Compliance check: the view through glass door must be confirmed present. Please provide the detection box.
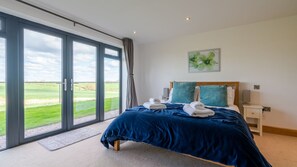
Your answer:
[22,30,100,139]
[72,41,97,125]
[20,26,121,141]
[23,28,63,138]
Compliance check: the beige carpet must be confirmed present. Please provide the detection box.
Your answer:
[0,119,297,167]
[254,132,297,166]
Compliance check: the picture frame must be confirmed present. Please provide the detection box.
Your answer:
[188,48,220,73]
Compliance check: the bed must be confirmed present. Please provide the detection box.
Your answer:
[101,82,271,167]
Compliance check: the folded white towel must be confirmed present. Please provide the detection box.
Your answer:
[190,101,205,110]
[143,102,166,110]
[183,104,214,117]
[149,98,161,104]
[192,109,215,117]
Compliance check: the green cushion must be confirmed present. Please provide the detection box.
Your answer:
[171,82,196,103]
[200,85,228,107]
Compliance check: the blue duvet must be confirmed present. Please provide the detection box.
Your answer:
[101,103,271,167]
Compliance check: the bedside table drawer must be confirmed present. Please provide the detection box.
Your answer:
[246,109,260,118]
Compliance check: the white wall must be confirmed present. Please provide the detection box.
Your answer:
[136,15,297,130]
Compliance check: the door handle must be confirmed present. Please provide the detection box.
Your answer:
[63,78,67,91]
[71,79,73,91]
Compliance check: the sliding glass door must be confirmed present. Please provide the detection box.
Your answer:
[23,28,64,138]
[72,41,97,125]
[0,37,6,149]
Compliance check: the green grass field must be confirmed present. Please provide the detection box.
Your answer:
[0,82,120,136]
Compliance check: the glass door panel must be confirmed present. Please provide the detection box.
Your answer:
[104,58,120,120]
[72,41,96,125]
[0,38,6,149]
[24,29,63,138]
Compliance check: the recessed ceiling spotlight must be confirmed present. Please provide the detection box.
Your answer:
[185,17,191,21]
[133,31,136,34]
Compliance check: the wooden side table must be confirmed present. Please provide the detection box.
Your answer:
[243,104,263,136]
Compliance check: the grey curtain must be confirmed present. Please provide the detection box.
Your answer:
[123,38,138,108]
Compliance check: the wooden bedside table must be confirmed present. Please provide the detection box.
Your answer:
[243,104,263,136]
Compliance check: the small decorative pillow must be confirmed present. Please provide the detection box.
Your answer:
[167,86,199,103]
[200,85,228,107]
[171,82,196,103]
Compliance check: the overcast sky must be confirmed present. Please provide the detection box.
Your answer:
[0,29,119,83]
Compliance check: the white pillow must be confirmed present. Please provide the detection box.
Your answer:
[167,88,174,102]
[227,86,235,106]
[193,86,200,101]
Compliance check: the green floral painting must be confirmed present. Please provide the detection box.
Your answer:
[188,48,220,72]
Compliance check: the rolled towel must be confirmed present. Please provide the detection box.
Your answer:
[190,101,205,110]
[183,104,196,115]
[143,102,166,110]
[149,98,161,104]
[183,104,215,117]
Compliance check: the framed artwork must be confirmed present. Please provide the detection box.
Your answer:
[188,48,220,73]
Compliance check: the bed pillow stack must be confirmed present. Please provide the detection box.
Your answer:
[171,82,196,103]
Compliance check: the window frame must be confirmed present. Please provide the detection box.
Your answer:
[104,47,119,57]
[102,44,122,118]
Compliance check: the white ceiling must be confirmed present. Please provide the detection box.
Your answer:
[24,0,297,44]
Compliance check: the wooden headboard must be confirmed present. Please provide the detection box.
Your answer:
[170,81,239,106]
